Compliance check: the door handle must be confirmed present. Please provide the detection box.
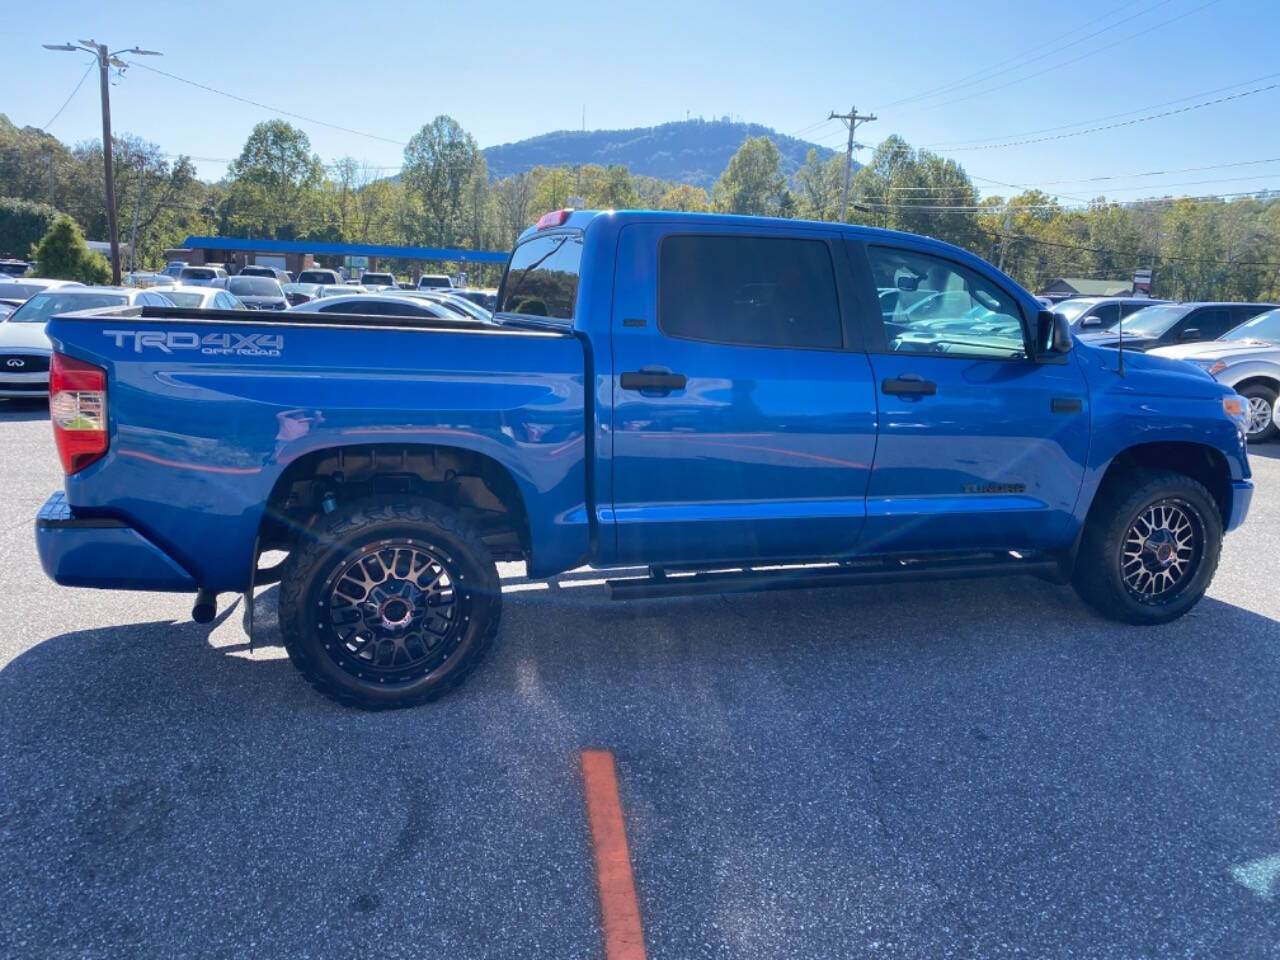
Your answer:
[1051,397,1083,414]
[882,374,937,397]
[620,367,687,394]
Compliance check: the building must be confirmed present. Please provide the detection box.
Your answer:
[165,236,509,278]
[1038,277,1133,301]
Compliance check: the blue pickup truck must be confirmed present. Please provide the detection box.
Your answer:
[35,210,1253,709]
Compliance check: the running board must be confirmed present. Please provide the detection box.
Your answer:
[606,554,1061,600]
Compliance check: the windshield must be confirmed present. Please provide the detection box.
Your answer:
[1115,304,1189,338]
[298,271,335,283]
[164,291,208,308]
[9,291,128,323]
[362,274,394,285]
[1221,308,1280,343]
[228,277,282,296]
[180,268,215,280]
[0,282,66,299]
[1053,298,1100,324]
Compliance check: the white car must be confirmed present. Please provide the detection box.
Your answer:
[1149,307,1280,443]
[287,294,466,322]
[0,286,175,398]
[0,277,85,301]
[159,285,244,310]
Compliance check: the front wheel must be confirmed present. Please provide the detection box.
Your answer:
[1239,383,1278,443]
[279,497,501,709]
[1072,469,1222,625]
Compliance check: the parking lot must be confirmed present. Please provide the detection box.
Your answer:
[0,397,1277,959]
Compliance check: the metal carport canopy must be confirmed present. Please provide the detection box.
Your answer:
[181,236,510,264]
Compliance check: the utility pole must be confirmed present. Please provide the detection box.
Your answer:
[42,40,162,285]
[46,154,55,208]
[997,204,1014,272]
[829,105,877,222]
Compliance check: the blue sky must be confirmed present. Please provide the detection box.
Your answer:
[7,0,1279,205]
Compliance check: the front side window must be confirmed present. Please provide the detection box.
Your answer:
[866,246,1025,359]
[658,235,842,349]
[497,234,582,321]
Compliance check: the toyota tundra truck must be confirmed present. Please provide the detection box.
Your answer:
[34,210,1254,709]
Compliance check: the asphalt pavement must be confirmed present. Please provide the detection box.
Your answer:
[1,396,1278,959]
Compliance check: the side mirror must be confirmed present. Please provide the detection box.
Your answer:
[1033,310,1073,361]
[1179,327,1201,341]
[1080,315,1104,328]
[895,274,920,292]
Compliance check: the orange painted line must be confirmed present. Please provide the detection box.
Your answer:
[580,749,647,960]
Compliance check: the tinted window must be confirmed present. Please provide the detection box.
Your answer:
[1088,302,1121,327]
[9,292,128,323]
[1181,308,1230,340]
[298,270,337,284]
[228,277,282,296]
[659,235,842,349]
[866,246,1025,359]
[180,268,216,280]
[497,234,582,321]
[318,301,367,315]
[418,276,452,288]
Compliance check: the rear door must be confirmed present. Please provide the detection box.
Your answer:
[849,236,1090,554]
[608,223,877,565]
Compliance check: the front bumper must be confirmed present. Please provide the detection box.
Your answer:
[1227,480,1253,533]
[35,491,196,591]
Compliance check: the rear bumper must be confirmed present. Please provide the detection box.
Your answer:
[35,491,196,591]
[1227,479,1253,532]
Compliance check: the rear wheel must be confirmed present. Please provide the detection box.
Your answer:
[279,497,501,709]
[1072,469,1222,624]
[1239,382,1278,443]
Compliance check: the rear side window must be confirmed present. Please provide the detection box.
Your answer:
[497,234,582,321]
[658,235,842,349]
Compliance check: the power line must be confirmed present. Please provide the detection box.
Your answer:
[875,0,1167,111]
[40,60,94,131]
[923,71,1280,149]
[126,61,409,147]
[899,0,1225,117]
[935,80,1280,152]
[994,231,1280,268]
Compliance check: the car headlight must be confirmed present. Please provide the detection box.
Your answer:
[1193,359,1227,376]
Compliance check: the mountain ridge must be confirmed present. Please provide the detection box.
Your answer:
[482,119,841,189]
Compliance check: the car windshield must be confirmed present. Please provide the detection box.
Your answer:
[1116,304,1189,338]
[1053,298,1100,324]
[298,271,335,283]
[8,292,128,323]
[228,277,281,296]
[163,291,208,308]
[180,268,215,280]
[1221,308,1280,343]
[362,274,394,285]
[283,283,321,295]
[0,282,60,299]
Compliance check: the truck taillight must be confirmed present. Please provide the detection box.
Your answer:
[49,353,108,474]
[535,208,572,230]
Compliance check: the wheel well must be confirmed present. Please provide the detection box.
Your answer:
[1232,375,1280,396]
[1097,442,1232,526]
[260,444,530,562]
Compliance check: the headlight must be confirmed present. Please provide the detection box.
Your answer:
[1194,359,1227,376]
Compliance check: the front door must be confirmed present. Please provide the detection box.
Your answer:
[852,238,1090,555]
[607,224,878,566]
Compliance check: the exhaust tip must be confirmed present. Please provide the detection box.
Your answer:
[192,588,217,624]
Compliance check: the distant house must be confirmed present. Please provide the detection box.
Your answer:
[1039,278,1132,301]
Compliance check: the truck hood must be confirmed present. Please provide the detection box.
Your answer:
[1073,337,1227,397]
[1147,340,1280,364]
[0,321,52,352]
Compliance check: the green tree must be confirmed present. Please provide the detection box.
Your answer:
[794,149,845,221]
[591,165,640,209]
[713,136,788,216]
[401,115,481,247]
[0,197,59,259]
[31,214,110,283]
[656,184,711,212]
[223,120,324,238]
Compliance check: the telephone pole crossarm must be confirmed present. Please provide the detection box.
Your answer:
[829,106,877,223]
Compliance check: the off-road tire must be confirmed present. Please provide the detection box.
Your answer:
[1072,468,1222,625]
[279,497,501,709]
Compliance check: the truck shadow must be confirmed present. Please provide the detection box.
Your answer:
[0,397,49,422]
[2,574,1279,956]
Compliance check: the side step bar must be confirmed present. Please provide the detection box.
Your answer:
[606,553,1061,601]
